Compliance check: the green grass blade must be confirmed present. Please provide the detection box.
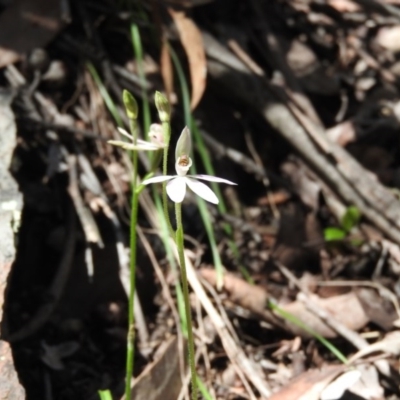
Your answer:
[98,390,113,400]
[86,62,123,127]
[196,376,214,400]
[268,300,349,364]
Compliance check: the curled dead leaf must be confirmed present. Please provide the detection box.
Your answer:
[160,37,174,103]
[168,8,207,109]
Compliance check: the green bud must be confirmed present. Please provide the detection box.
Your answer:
[175,126,191,159]
[123,89,138,120]
[155,91,171,123]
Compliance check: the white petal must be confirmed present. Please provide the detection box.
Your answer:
[108,140,133,149]
[142,175,174,185]
[185,178,219,204]
[190,174,237,185]
[108,141,161,151]
[117,127,134,140]
[166,177,187,203]
[175,127,192,159]
[137,142,163,150]
[136,138,155,145]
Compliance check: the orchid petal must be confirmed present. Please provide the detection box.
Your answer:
[117,127,134,140]
[175,126,191,159]
[108,140,162,151]
[189,174,237,185]
[114,127,164,150]
[166,177,187,203]
[185,178,219,204]
[137,142,164,150]
[142,175,174,185]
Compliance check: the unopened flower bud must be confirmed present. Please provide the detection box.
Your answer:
[175,126,191,160]
[155,91,171,123]
[123,90,138,120]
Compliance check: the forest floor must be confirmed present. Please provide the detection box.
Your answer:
[1,0,400,399]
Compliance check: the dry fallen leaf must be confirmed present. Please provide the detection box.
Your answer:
[350,330,400,362]
[283,292,369,338]
[347,364,384,400]
[200,268,269,315]
[327,0,360,12]
[160,37,174,104]
[268,365,344,400]
[130,336,183,400]
[320,369,361,400]
[375,26,400,52]
[200,268,369,338]
[168,8,207,110]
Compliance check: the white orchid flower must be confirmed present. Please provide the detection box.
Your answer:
[142,127,237,204]
[108,125,166,151]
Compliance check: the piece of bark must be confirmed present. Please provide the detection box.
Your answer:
[0,91,25,399]
[268,365,345,400]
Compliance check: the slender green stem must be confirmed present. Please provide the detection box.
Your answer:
[161,120,174,235]
[175,202,197,399]
[125,119,139,400]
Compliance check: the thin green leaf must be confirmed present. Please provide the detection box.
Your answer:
[98,390,113,400]
[196,376,214,400]
[268,301,348,364]
[86,62,123,127]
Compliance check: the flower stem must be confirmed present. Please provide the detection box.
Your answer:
[161,120,174,235]
[125,118,139,400]
[175,202,197,399]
